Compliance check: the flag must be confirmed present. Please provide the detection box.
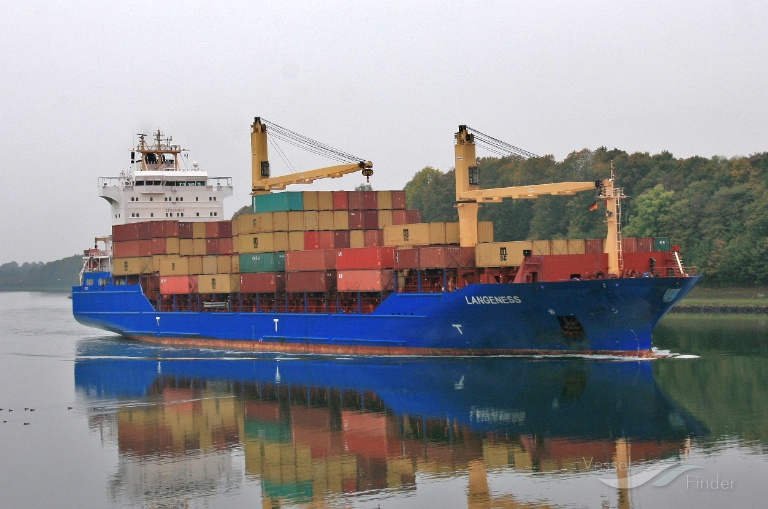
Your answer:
[588,201,598,211]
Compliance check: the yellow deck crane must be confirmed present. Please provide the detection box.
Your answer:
[454,125,625,276]
[250,117,373,194]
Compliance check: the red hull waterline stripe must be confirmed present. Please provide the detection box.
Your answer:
[128,335,655,358]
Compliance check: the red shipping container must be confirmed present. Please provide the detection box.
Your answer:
[361,191,378,210]
[585,238,604,254]
[178,221,194,239]
[637,237,654,252]
[160,275,198,295]
[150,237,167,255]
[335,247,395,270]
[391,210,407,225]
[206,238,219,255]
[112,223,140,242]
[348,191,364,210]
[240,272,285,293]
[334,231,350,248]
[333,191,349,210]
[622,237,638,253]
[319,230,335,249]
[391,190,406,209]
[150,220,179,238]
[363,229,383,247]
[348,210,365,229]
[217,237,233,255]
[206,220,232,239]
[286,271,337,292]
[304,231,320,250]
[286,250,337,271]
[394,248,420,269]
[405,210,422,223]
[362,210,378,230]
[337,270,393,291]
[113,240,140,258]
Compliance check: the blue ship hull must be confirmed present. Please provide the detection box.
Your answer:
[72,274,701,356]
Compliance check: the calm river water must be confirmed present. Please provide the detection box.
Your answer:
[0,291,766,509]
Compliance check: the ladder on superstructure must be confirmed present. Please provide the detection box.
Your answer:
[613,185,624,275]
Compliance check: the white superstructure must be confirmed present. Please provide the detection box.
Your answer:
[99,130,233,225]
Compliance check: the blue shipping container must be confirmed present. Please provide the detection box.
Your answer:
[252,192,304,213]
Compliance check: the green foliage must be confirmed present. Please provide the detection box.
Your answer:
[0,256,82,291]
[402,149,768,286]
[354,183,373,191]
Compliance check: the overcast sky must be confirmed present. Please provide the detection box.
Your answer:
[1,1,766,264]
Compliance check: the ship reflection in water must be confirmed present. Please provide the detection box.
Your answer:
[74,340,704,508]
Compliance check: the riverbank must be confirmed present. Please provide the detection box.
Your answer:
[673,286,768,314]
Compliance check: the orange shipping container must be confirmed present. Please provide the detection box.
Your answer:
[335,247,395,270]
[337,270,393,292]
[159,275,198,295]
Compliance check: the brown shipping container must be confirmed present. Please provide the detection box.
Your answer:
[304,231,321,250]
[377,191,393,209]
[364,230,383,247]
[362,191,377,210]
[337,270,393,292]
[286,271,337,293]
[333,191,349,210]
[198,274,239,294]
[391,190,406,209]
[637,237,654,252]
[317,191,334,210]
[150,220,180,238]
[333,210,349,230]
[419,246,469,269]
[218,237,233,255]
[391,210,407,225]
[336,247,395,270]
[348,191,364,210]
[303,210,319,230]
[362,210,378,230]
[350,230,365,248]
[272,211,289,231]
[348,211,364,230]
[112,223,139,242]
[394,248,420,269]
[240,272,285,293]
[202,256,219,275]
[334,231,350,248]
[622,237,638,253]
[159,275,198,295]
[286,249,337,271]
[206,220,232,238]
[405,210,422,223]
[178,221,194,239]
[206,238,219,255]
[179,238,194,256]
[159,257,190,276]
[192,222,207,239]
[288,231,305,251]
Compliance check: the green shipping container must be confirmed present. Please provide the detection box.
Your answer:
[239,252,286,272]
[654,237,670,252]
[252,192,304,213]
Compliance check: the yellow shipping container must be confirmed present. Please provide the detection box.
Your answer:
[350,230,365,248]
[446,222,460,244]
[377,190,393,209]
[164,237,180,255]
[333,210,349,230]
[378,210,393,228]
[478,221,494,243]
[475,241,532,267]
[567,239,586,254]
[113,257,152,276]
[192,238,207,255]
[288,231,305,251]
[428,222,446,244]
[159,256,190,276]
[236,233,275,253]
[192,222,207,239]
[288,211,304,231]
[202,256,218,275]
[272,211,289,232]
[230,255,240,273]
[317,191,334,210]
[217,255,233,274]
[273,231,289,251]
[532,240,550,255]
[550,239,568,255]
[303,210,319,230]
[302,191,319,211]
[188,256,203,275]
[197,274,239,293]
[383,223,431,246]
[318,210,334,230]
[179,238,194,256]
[234,213,273,235]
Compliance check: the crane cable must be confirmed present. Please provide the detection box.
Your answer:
[260,118,367,168]
[466,126,540,160]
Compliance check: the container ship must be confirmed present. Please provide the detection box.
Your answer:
[72,118,701,356]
